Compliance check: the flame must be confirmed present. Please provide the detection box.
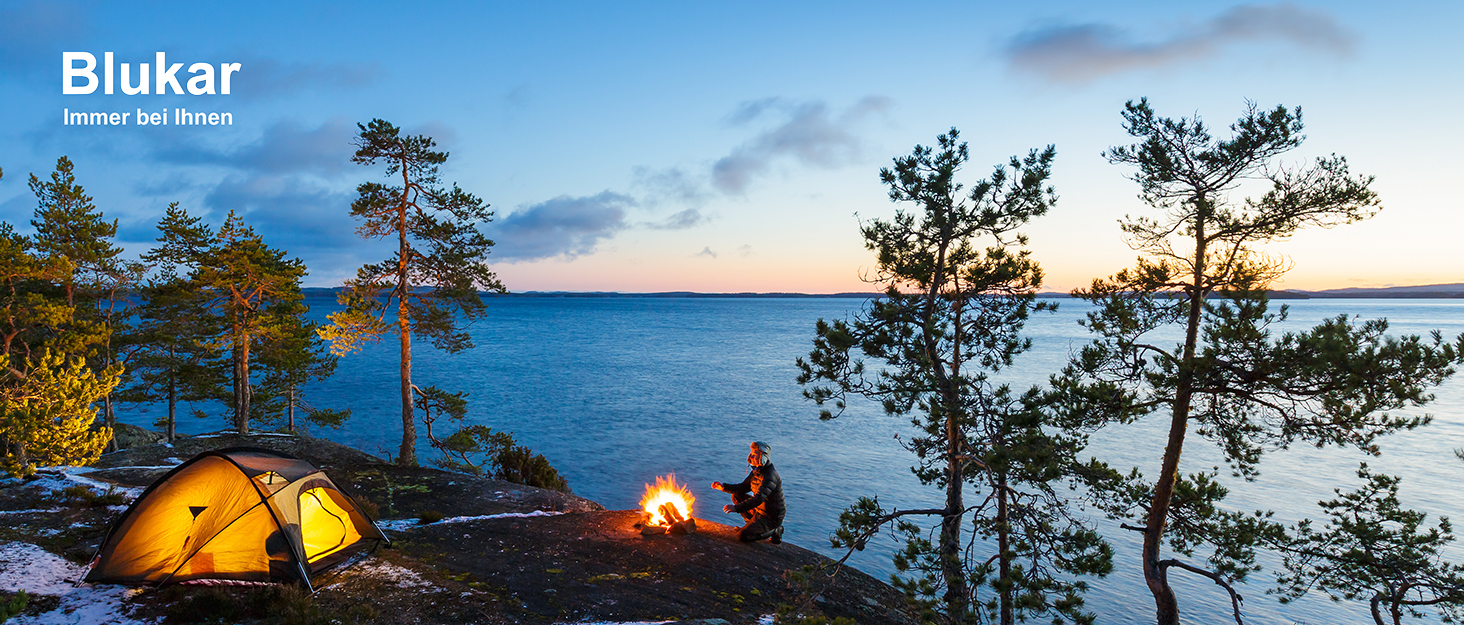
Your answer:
[640,474,694,527]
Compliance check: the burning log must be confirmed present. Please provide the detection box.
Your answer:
[638,474,697,536]
[660,503,684,525]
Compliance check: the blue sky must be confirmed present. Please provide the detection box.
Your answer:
[1,1,1459,292]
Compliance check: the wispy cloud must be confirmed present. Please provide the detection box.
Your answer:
[201,174,358,249]
[487,191,634,261]
[711,96,892,195]
[696,247,717,259]
[1006,3,1355,84]
[643,208,708,231]
[633,165,710,208]
[152,118,357,176]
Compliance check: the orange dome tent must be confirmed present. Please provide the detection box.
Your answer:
[85,447,387,589]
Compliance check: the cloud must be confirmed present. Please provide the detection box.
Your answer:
[711,96,892,195]
[737,244,753,258]
[696,247,717,259]
[633,166,710,208]
[487,191,633,261]
[1006,3,1355,84]
[226,57,381,99]
[201,174,358,250]
[151,118,356,177]
[644,208,708,231]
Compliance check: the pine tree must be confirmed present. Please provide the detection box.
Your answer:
[192,211,307,434]
[798,129,1110,624]
[27,156,132,449]
[1048,99,1464,624]
[119,203,225,442]
[1275,465,1464,625]
[253,297,347,433]
[321,119,505,466]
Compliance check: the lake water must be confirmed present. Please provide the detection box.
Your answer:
[119,296,1464,624]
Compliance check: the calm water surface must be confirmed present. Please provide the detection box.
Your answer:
[122,297,1464,624]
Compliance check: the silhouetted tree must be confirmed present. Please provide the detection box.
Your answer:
[321,119,505,466]
[1048,99,1463,624]
[798,129,1109,624]
[1275,464,1464,625]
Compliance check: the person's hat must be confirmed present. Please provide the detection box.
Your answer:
[751,441,771,464]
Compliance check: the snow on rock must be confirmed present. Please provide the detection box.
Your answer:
[47,467,144,500]
[376,509,565,533]
[350,557,434,589]
[551,621,673,625]
[0,541,153,625]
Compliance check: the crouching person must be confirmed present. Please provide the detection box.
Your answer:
[712,441,785,543]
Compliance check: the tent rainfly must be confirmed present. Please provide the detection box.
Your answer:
[85,447,387,589]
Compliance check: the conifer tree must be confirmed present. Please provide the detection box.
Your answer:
[798,130,1110,624]
[120,203,225,441]
[1049,99,1464,624]
[321,119,505,466]
[27,156,132,448]
[1275,465,1464,625]
[193,211,307,434]
[253,299,347,433]
[0,349,117,477]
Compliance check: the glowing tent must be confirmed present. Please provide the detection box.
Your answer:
[85,447,387,589]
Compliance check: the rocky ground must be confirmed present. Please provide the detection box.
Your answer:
[0,426,919,625]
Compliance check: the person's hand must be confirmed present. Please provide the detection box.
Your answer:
[723,504,735,514]
[711,481,722,491]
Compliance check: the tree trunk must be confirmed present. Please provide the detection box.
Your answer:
[998,471,1013,625]
[942,448,966,620]
[287,386,295,434]
[102,394,116,452]
[234,329,251,435]
[166,376,176,443]
[1145,208,1208,625]
[398,190,415,465]
[7,439,27,476]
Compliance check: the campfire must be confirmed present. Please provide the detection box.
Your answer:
[637,474,697,535]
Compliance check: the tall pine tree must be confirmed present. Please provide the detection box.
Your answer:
[321,119,504,466]
[1049,99,1464,624]
[799,130,1110,624]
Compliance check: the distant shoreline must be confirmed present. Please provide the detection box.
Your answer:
[300,286,1464,299]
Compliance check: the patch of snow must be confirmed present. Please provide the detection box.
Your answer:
[350,557,433,589]
[376,510,565,532]
[0,541,154,625]
[758,615,776,625]
[552,621,672,625]
[0,508,62,516]
[439,510,564,524]
[52,468,143,499]
[156,441,173,448]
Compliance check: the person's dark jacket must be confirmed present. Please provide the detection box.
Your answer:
[721,464,785,522]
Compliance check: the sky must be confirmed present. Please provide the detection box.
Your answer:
[0,0,1459,293]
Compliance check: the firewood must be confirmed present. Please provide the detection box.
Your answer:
[669,518,697,535]
[641,524,666,536]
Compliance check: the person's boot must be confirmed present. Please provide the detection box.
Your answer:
[770,526,784,544]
